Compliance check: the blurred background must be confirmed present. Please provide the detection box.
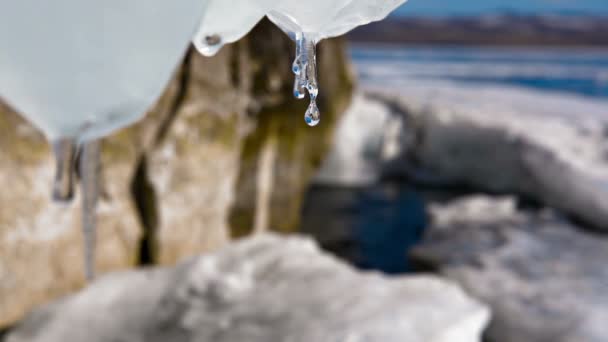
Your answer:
[1,1,608,341]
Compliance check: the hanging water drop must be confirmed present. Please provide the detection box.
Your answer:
[305,100,320,126]
[291,33,321,125]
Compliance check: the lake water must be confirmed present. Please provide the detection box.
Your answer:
[300,46,608,274]
[351,45,608,99]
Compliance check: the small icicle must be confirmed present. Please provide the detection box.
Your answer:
[51,138,77,202]
[303,39,318,99]
[79,139,100,281]
[292,33,306,99]
[291,33,321,126]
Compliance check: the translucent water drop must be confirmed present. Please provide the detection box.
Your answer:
[305,101,321,127]
[52,138,77,202]
[79,140,100,281]
[291,33,321,125]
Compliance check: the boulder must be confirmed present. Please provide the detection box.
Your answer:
[0,20,353,327]
[7,234,490,342]
[316,84,608,230]
[411,195,608,342]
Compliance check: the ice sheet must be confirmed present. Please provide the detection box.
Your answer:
[0,0,209,142]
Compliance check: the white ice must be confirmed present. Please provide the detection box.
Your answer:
[192,0,280,56]
[0,0,209,142]
[267,0,407,41]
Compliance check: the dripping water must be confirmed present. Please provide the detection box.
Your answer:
[292,33,320,126]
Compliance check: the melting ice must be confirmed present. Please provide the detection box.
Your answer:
[268,0,407,126]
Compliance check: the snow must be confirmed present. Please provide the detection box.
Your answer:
[7,234,489,342]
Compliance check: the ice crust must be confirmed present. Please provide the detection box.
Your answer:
[0,0,209,142]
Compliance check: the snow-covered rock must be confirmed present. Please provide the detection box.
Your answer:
[316,84,608,230]
[7,233,489,342]
[411,195,608,342]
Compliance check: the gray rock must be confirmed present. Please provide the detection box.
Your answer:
[7,234,489,342]
[316,84,608,230]
[411,196,608,342]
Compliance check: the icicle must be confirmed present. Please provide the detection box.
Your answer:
[79,140,100,281]
[51,138,77,202]
[291,33,320,126]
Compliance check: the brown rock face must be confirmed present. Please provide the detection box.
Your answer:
[0,20,353,327]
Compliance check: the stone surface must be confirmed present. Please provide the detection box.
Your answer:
[0,20,353,327]
[411,195,608,342]
[316,84,608,230]
[6,234,490,342]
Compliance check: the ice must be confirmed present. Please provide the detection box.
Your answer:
[193,0,279,56]
[0,0,209,143]
[268,0,406,125]
[267,0,406,41]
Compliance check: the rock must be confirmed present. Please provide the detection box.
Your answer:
[316,83,608,230]
[0,20,353,327]
[7,234,490,342]
[411,195,608,342]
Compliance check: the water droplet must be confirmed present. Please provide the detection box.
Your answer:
[305,101,321,126]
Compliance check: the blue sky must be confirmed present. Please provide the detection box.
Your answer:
[393,0,608,16]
